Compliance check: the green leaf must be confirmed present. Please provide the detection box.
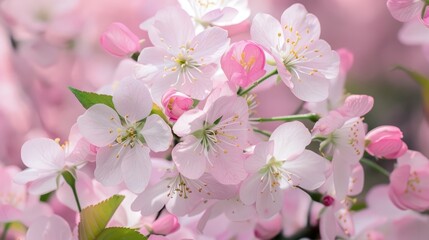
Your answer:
[69,87,115,110]
[395,65,429,120]
[78,195,125,240]
[95,227,147,240]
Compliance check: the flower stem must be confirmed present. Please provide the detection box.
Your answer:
[360,158,390,178]
[250,113,320,123]
[238,69,278,96]
[1,223,11,240]
[62,171,82,212]
[252,128,271,137]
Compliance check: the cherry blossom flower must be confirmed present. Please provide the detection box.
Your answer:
[178,0,250,28]
[14,132,89,195]
[77,78,172,193]
[239,122,328,218]
[100,22,142,57]
[389,150,429,212]
[366,126,408,159]
[221,40,266,88]
[131,162,236,217]
[172,94,249,184]
[313,95,373,200]
[251,3,339,102]
[135,7,230,102]
[318,163,364,239]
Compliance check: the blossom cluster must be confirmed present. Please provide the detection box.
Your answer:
[1,0,429,240]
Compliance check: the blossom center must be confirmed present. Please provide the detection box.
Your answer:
[193,114,244,155]
[259,158,293,194]
[166,173,210,199]
[405,171,422,193]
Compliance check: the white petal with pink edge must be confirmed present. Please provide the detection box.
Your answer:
[113,78,152,122]
[21,138,64,170]
[121,145,152,193]
[270,121,311,161]
[141,114,172,152]
[77,104,120,147]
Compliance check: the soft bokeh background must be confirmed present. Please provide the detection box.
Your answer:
[0,0,428,175]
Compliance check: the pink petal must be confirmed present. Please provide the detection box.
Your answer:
[191,27,230,64]
[113,78,152,122]
[172,137,207,179]
[270,121,311,161]
[282,150,328,190]
[121,146,151,193]
[14,169,56,185]
[338,95,374,118]
[256,184,283,218]
[29,176,60,195]
[251,13,284,50]
[221,198,255,221]
[141,114,172,152]
[26,215,72,240]
[77,104,120,147]
[148,7,195,50]
[197,173,237,199]
[332,153,352,200]
[334,117,366,164]
[280,3,321,44]
[397,150,429,170]
[348,163,364,196]
[290,70,330,102]
[131,180,170,216]
[239,173,260,205]
[200,9,224,23]
[208,153,247,185]
[334,208,354,237]
[319,207,338,240]
[94,146,124,187]
[21,138,65,170]
[136,47,172,80]
[173,109,206,136]
[387,0,423,22]
[245,141,274,173]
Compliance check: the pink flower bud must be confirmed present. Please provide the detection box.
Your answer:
[254,214,282,240]
[161,89,193,121]
[221,40,266,88]
[100,22,141,57]
[366,126,408,159]
[151,214,180,235]
[322,195,335,207]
